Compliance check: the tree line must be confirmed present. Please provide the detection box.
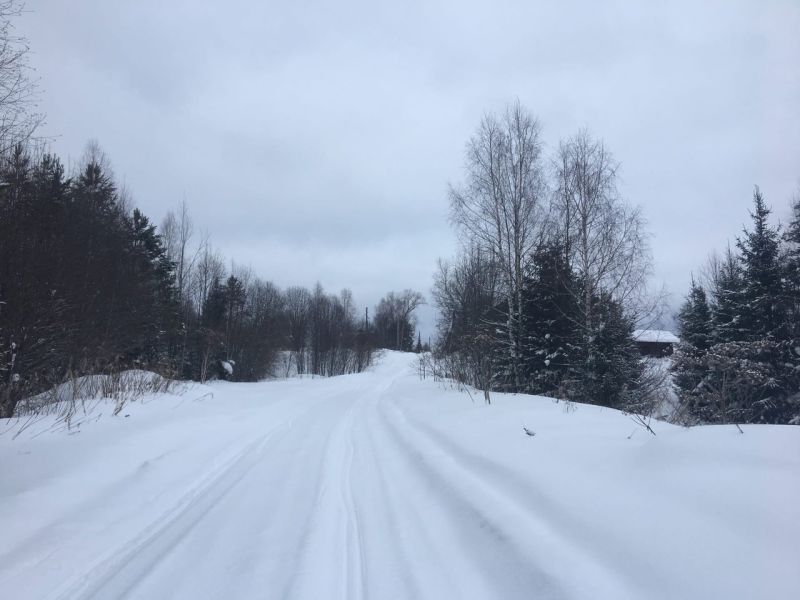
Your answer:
[0,1,426,419]
[4,0,795,425]
[432,102,651,411]
[673,188,800,425]
[433,102,799,426]
[0,141,427,418]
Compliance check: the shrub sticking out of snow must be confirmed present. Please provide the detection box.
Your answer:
[15,370,177,417]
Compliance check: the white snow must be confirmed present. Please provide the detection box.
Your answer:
[633,329,680,344]
[13,369,175,416]
[1,352,798,600]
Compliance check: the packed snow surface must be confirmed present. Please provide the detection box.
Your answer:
[1,352,798,599]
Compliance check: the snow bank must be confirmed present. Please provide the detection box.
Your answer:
[0,352,797,599]
[643,356,682,420]
[14,369,178,417]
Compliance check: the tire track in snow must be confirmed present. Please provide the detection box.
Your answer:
[274,385,368,600]
[3,386,338,591]
[141,387,356,600]
[342,402,367,600]
[387,401,666,597]
[48,434,275,599]
[45,396,330,600]
[375,400,574,599]
[377,399,648,599]
[353,399,434,599]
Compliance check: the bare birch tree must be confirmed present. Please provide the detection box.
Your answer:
[449,101,547,390]
[374,290,425,350]
[161,199,194,305]
[0,1,42,155]
[553,129,652,390]
[191,233,225,313]
[432,247,499,397]
[284,286,311,374]
[554,130,650,310]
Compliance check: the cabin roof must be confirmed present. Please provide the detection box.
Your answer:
[632,329,680,344]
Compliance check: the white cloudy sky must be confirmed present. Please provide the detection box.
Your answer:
[21,0,800,338]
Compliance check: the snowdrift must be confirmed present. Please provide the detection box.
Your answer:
[1,352,798,599]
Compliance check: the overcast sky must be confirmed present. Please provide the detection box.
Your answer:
[21,0,800,338]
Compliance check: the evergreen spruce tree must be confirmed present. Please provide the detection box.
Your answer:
[198,278,227,379]
[736,187,783,339]
[128,208,179,366]
[69,156,132,362]
[222,275,246,364]
[73,159,119,217]
[783,192,800,339]
[580,291,642,409]
[683,189,800,424]
[519,241,579,395]
[678,279,712,350]
[710,247,747,343]
[672,279,712,411]
[202,279,227,328]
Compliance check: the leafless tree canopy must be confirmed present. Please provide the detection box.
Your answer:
[161,199,195,306]
[436,107,657,409]
[450,102,547,292]
[553,129,653,328]
[374,289,425,351]
[449,102,548,389]
[0,1,42,154]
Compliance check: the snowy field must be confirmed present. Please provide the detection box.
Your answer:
[1,352,799,600]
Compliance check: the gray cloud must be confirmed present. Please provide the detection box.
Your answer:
[22,0,800,338]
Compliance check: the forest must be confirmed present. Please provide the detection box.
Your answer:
[0,2,798,426]
[0,144,430,418]
[2,3,799,599]
[429,103,800,425]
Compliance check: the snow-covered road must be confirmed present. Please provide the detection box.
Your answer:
[2,352,799,599]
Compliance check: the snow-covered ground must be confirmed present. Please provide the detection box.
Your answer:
[1,352,798,599]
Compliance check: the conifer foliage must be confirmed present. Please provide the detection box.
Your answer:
[0,147,180,417]
[518,241,579,396]
[434,107,650,412]
[673,188,800,425]
[0,145,378,418]
[0,3,381,418]
[736,188,784,339]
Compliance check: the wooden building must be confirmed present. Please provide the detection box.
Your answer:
[632,329,680,357]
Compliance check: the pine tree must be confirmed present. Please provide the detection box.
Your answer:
[710,247,747,343]
[678,279,712,351]
[580,291,642,409]
[68,156,132,364]
[1,145,191,413]
[672,279,712,407]
[680,189,800,425]
[783,191,800,338]
[736,187,783,339]
[519,241,579,395]
[202,279,227,328]
[127,208,179,366]
[73,159,119,216]
[222,275,246,363]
